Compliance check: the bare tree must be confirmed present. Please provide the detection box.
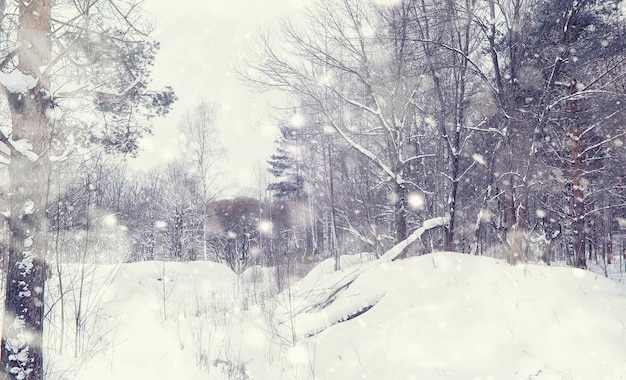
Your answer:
[473,0,626,266]
[179,100,224,260]
[241,0,434,247]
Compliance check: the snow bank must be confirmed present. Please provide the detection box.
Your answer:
[44,252,626,380]
[45,261,239,380]
[291,253,626,379]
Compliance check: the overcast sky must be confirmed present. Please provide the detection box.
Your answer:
[133,0,302,195]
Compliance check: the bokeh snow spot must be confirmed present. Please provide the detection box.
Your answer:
[286,344,309,365]
[242,325,266,350]
[472,153,486,166]
[258,219,273,235]
[407,192,424,210]
[102,214,118,228]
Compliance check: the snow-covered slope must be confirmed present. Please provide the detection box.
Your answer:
[46,261,240,380]
[284,253,626,379]
[45,253,626,379]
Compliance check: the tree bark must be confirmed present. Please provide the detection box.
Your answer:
[1,1,52,378]
[327,145,339,271]
[569,78,586,269]
[394,181,408,245]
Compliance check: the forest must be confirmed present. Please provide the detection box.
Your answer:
[241,0,626,271]
[0,0,625,379]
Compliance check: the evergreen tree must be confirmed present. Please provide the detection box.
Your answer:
[267,122,304,199]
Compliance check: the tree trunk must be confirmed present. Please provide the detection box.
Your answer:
[1,1,52,378]
[327,144,339,271]
[444,159,458,252]
[394,181,407,245]
[569,78,586,269]
[503,170,523,265]
[605,205,612,265]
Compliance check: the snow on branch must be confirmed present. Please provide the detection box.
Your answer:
[49,149,71,162]
[380,216,450,262]
[293,288,386,339]
[0,129,40,162]
[318,107,400,183]
[54,78,141,99]
[11,139,39,162]
[0,70,38,93]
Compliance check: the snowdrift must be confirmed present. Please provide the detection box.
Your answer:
[46,261,240,380]
[44,253,626,379]
[279,253,626,379]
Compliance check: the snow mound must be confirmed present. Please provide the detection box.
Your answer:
[285,252,626,379]
[46,261,239,380]
[46,253,626,380]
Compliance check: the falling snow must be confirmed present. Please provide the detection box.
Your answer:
[102,214,118,228]
[2,1,625,379]
[258,219,273,235]
[407,191,424,210]
[290,113,305,128]
[472,153,486,166]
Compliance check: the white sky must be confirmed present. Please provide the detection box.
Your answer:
[133,0,302,195]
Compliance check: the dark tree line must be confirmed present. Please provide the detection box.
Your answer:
[243,0,626,269]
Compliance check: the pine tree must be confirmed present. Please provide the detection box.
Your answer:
[267,123,304,199]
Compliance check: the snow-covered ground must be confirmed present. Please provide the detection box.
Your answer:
[43,252,626,379]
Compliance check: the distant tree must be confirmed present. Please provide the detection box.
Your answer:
[479,0,626,266]
[267,122,304,199]
[242,0,432,246]
[208,197,261,272]
[157,161,203,261]
[245,0,626,268]
[266,115,324,260]
[179,99,223,260]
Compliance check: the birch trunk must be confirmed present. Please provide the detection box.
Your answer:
[1,1,52,378]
